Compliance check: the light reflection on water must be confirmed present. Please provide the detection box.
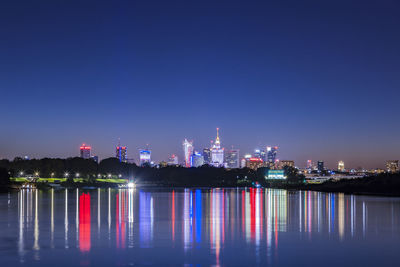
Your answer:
[2,188,400,266]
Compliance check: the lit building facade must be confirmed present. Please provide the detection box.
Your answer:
[211,128,224,167]
[338,160,345,172]
[183,139,194,167]
[80,144,91,159]
[225,149,240,168]
[266,146,278,168]
[139,150,151,166]
[386,160,399,173]
[116,145,127,162]
[245,158,264,170]
[317,161,324,172]
[307,160,312,170]
[203,148,211,165]
[191,152,204,167]
[167,154,179,166]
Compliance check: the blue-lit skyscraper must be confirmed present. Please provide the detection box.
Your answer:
[116,145,127,162]
[266,146,278,168]
[191,152,204,167]
[139,149,151,166]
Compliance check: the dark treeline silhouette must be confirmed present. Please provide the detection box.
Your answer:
[0,157,272,187]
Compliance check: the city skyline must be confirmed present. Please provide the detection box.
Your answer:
[1,0,400,169]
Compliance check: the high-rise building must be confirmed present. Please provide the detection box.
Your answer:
[266,146,278,168]
[225,149,240,168]
[139,150,151,166]
[191,152,204,167]
[167,154,179,166]
[254,149,262,159]
[116,144,127,162]
[307,160,312,170]
[338,160,345,172]
[317,161,324,172]
[80,144,91,159]
[211,128,224,167]
[245,158,264,170]
[203,148,211,165]
[183,139,194,167]
[386,160,399,173]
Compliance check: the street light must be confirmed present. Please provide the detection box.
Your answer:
[107,174,112,178]
[97,174,101,178]
[51,172,55,178]
[118,174,122,178]
[34,172,39,177]
[65,172,69,178]
[76,173,80,178]
[19,171,24,176]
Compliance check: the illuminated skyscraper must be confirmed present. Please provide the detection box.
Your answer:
[191,152,204,167]
[266,146,278,168]
[183,139,194,167]
[211,128,224,167]
[307,160,312,170]
[338,160,345,172]
[203,148,211,165]
[317,161,324,172]
[116,144,127,162]
[80,144,91,159]
[139,149,151,166]
[225,149,240,168]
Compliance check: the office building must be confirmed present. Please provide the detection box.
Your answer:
[168,154,179,166]
[266,146,278,168]
[245,158,264,170]
[80,144,91,159]
[191,152,204,167]
[225,149,240,168]
[139,149,151,166]
[116,145,127,162]
[317,161,324,172]
[183,139,194,167]
[203,148,211,165]
[278,160,295,169]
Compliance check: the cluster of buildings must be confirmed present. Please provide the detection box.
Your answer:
[78,129,400,175]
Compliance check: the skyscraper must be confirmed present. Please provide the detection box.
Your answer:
[317,161,324,172]
[183,139,194,167]
[139,149,151,166]
[225,149,240,168]
[266,146,278,168]
[338,160,345,172]
[116,144,127,162]
[203,148,211,165]
[191,152,204,167]
[211,128,224,167]
[307,160,312,170]
[80,144,91,159]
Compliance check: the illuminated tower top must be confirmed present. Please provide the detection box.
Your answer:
[80,144,91,159]
[213,128,221,149]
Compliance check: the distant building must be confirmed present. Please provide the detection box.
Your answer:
[246,158,264,170]
[386,160,399,173]
[183,139,194,167]
[159,161,168,168]
[225,149,240,168]
[203,148,211,165]
[80,144,91,159]
[116,145,127,162]
[211,128,224,167]
[306,160,312,170]
[266,146,278,168]
[317,161,324,172]
[338,160,345,172]
[167,154,179,166]
[139,150,151,166]
[254,149,262,159]
[191,152,204,167]
[278,160,295,169]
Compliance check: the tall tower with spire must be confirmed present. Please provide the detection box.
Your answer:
[211,128,224,167]
[182,139,194,167]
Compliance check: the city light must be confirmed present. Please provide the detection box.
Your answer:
[65,172,69,177]
[128,182,135,188]
[76,173,80,178]
[19,171,24,176]
[107,174,111,178]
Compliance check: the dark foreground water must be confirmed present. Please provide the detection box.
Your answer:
[1,188,400,266]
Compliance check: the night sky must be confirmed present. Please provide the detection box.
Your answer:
[1,0,399,168]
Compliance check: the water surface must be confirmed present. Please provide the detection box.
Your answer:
[0,188,399,266]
